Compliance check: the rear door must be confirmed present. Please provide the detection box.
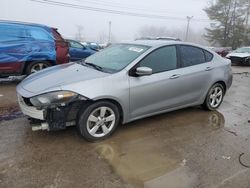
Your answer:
[52,29,69,64]
[176,45,214,103]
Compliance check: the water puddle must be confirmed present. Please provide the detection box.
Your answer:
[93,109,225,188]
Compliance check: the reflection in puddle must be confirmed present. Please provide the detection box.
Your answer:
[94,109,224,188]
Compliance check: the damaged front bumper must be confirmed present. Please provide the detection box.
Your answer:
[18,95,45,120]
[17,94,85,131]
[229,56,250,65]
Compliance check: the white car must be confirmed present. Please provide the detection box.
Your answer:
[226,47,250,65]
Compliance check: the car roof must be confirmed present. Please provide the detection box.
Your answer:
[0,20,52,30]
[136,36,181,41]
[120,40,216,55]
[123,40,189,47]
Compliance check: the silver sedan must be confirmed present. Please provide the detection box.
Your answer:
[17,40,233,141]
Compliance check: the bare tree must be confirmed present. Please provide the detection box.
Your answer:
[138,25,188,40]
[75,25,84,41]
[98,30,106,43]
[137,25,209,45]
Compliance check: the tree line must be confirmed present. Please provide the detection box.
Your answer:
[204,0,250,49]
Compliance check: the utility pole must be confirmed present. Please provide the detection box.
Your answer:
[108,21,112,43]
[76,25,84,41]
[185,16,193,42]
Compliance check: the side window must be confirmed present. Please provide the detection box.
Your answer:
[180,45,206,67]
[139,46,177,74]
[27,27,53,41]
[204,50,213,62]
[0,24,26,42]
[70,41,84,49]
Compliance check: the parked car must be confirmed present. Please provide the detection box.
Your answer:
[17,40,232,141]
[81,41,103,51]
[226,47,250,65]
[99,43,111,49]
[67,39,96,61]
[210,47,232,57]
[0,20,69,77]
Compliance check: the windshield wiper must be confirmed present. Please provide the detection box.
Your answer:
[84,62,103,71]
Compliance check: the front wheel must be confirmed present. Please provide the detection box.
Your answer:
[77,101,120,142]
[203,83,225,111]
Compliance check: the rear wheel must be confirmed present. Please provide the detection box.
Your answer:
[203,83,225,111]
[26,61,51,75]
[77,101,120,142]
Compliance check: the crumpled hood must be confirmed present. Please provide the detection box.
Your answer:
[227,52,250,58]
[18,62,109,95]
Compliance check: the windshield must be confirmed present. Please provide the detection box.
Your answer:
[85,44,150,73]
[234,47,250,53]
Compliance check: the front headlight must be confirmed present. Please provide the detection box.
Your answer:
[30,91,84,107]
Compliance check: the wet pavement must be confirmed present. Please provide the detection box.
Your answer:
[0,67,250,188]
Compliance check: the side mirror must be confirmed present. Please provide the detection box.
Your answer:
[136,67,152,76]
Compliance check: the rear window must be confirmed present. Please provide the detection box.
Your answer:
[204,50,213,62]
[26,26,53,41]
[52,29,64,41]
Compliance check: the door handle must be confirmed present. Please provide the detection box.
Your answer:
[205,67,213,71]
[170,74,180,79]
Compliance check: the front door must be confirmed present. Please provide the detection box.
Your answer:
[129,45,185,119]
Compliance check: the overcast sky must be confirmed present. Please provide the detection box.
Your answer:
[1,0,211,42]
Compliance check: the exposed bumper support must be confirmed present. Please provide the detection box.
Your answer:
[32,122,49,131]
[31,121,75,131]
[18,94,83,131]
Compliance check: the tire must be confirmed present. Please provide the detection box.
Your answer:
[77,101,120,142]
[203,83,225,111]
[246,58,250,66]
[26,61,51,75]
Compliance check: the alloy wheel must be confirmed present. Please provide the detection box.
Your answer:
[30,63,49,73]
[86,107,116,138]
[209,86,223,108]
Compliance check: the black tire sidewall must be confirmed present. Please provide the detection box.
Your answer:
[77,101,120,142]
[204,83,225,111]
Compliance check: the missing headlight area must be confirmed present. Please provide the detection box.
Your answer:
[17,89,90,131]
[30,101,84,131]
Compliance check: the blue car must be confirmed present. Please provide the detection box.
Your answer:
[67,39,96,61]
[0,20,69,77]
